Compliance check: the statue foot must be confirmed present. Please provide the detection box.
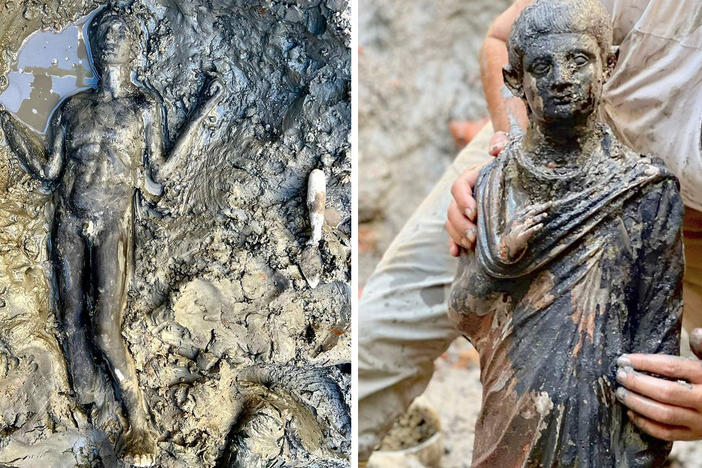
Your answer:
[119,427,158,467]
[90,398,124,435]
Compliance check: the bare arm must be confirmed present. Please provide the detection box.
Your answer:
[0,106,63,183]
[148,78,223,181]
[480,0,532,134]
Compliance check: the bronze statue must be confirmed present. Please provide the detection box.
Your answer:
[448,0,683,466]
[0,7,222,466]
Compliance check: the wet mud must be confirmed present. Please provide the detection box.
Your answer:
[0,1,350,466]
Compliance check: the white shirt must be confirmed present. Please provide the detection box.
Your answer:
[600,0,702,210]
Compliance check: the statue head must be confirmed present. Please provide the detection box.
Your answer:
[87,7,138,73]
[503,0,616,128]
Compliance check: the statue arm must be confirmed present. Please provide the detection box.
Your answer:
[0,107,63,182]
[632,178,684,353]
[144,95,166,178]
[613,180,701,443]
[45,108,65,181]
[150,78,223,181]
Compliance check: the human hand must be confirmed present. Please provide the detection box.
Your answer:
[488,130,509,156]
[498,201,550,262]
[446,132,509,257]
[615,329,702,441]
[447,165,480,256]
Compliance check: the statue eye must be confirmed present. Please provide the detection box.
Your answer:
[531,62,550,75]
[573,54,589,66]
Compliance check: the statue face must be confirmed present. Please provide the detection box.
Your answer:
[94,18,133,67]
[521,33,605,127]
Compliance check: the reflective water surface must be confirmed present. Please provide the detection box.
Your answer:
[0,9,99,133]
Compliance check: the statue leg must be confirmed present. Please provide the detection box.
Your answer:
[52,209,100,407]
[91,216,157,466]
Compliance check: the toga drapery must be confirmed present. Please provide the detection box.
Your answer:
[449,127,683,468]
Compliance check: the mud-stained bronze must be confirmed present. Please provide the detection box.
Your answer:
[1,9,223,464]
[448,0,683,466]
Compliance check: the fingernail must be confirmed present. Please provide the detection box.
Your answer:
[616,368,627,383]
[616,355,631,367]
[465,208,476,221]
[465,228,476,243]
[615,387,627,401]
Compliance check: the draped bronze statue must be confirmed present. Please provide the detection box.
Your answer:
[448,0,683,466]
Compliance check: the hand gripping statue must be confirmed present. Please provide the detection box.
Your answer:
[448,0,683,466]
[0,7,222,466]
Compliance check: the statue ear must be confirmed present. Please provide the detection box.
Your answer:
[503,65,524,99]
[604,46,618,80]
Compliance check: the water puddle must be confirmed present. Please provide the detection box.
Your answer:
[0,8,100,134]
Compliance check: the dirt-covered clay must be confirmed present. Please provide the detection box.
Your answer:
[0,1,350,467]
[378,401,440,452]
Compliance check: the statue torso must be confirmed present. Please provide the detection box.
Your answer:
[57,89,146,219]
[449,132,683,468]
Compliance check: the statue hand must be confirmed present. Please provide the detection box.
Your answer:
[193,75,224,123]
[499,201,551,261]
[204,75,224,104]
[0,105,10,134]
[0,345,18,379]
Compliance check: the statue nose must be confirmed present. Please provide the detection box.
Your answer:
[551,64,573,92]
[552,81,572,93]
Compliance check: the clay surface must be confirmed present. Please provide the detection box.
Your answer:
[0,1,350,466]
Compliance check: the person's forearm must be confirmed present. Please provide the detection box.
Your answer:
[480,32,528,134]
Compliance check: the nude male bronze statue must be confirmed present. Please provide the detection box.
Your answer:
[0,7,222,466]
[448,0,683,466]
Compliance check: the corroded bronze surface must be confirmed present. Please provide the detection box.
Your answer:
[448,1,683,466]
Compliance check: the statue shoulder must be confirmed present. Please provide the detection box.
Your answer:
[605,128,677,182]
[135,88,160,112]
[630,154,682,214]
[57,89,94,118]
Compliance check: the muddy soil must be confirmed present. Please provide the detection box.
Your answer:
[0,1,350,467]
[379,400,441,452]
